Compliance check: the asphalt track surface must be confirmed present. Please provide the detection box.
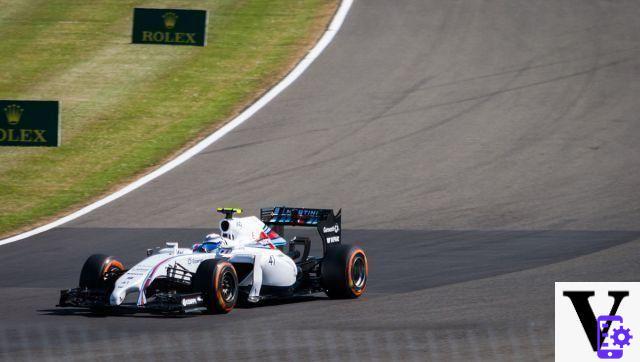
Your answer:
[2,0,640,360]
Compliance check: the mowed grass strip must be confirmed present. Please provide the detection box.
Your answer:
[0,0,338,236]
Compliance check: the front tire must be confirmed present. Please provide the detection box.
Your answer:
[193,259,238,314]
[78,254,124,313]
[321,245,368,299]
[79,254,124,291]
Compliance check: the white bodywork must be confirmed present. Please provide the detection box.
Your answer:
[110,216,297,306]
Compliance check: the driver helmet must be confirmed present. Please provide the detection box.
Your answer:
[193,233,223,253]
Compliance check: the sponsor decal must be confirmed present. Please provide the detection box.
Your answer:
[317,211,341,250]
[556,282,639,360]
[0,100,59,147]
[268,255,275,266]
[270,207,322,224]
[132,8,208,47]
[323,224,340,234]
[218,247,232,255]
[181,296,203,307]
[187,256,207,265]
[326,236,340,244]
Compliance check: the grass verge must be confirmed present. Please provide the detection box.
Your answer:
[0,0,338,237]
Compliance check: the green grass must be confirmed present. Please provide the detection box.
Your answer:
[0,0,337,236]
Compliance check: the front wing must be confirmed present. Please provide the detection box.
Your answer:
[58,288,207,314]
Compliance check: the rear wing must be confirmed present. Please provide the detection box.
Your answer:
[260,206,342,253]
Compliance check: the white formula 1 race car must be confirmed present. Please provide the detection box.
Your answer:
[58,206,368,314]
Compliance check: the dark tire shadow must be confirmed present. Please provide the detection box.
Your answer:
[38,308,193,319]
[39,295,329,318]
[236,295,328,309]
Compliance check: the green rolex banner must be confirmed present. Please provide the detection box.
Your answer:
[0,100,60,147]
[132,8,208,47]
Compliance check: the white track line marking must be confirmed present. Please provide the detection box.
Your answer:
[0,0,354,246]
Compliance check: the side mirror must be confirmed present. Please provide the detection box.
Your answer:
[165,242,179,254]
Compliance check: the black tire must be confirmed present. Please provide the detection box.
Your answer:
[321,244,368,299]
[193,259,238,314]
[79,254,124,290]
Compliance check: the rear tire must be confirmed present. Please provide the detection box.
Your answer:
[321,245,368,299]
[193,259,238,314]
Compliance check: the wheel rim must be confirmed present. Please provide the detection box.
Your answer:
[102,261,123,282]
[220,270,237,303]
[351,254,366,290]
